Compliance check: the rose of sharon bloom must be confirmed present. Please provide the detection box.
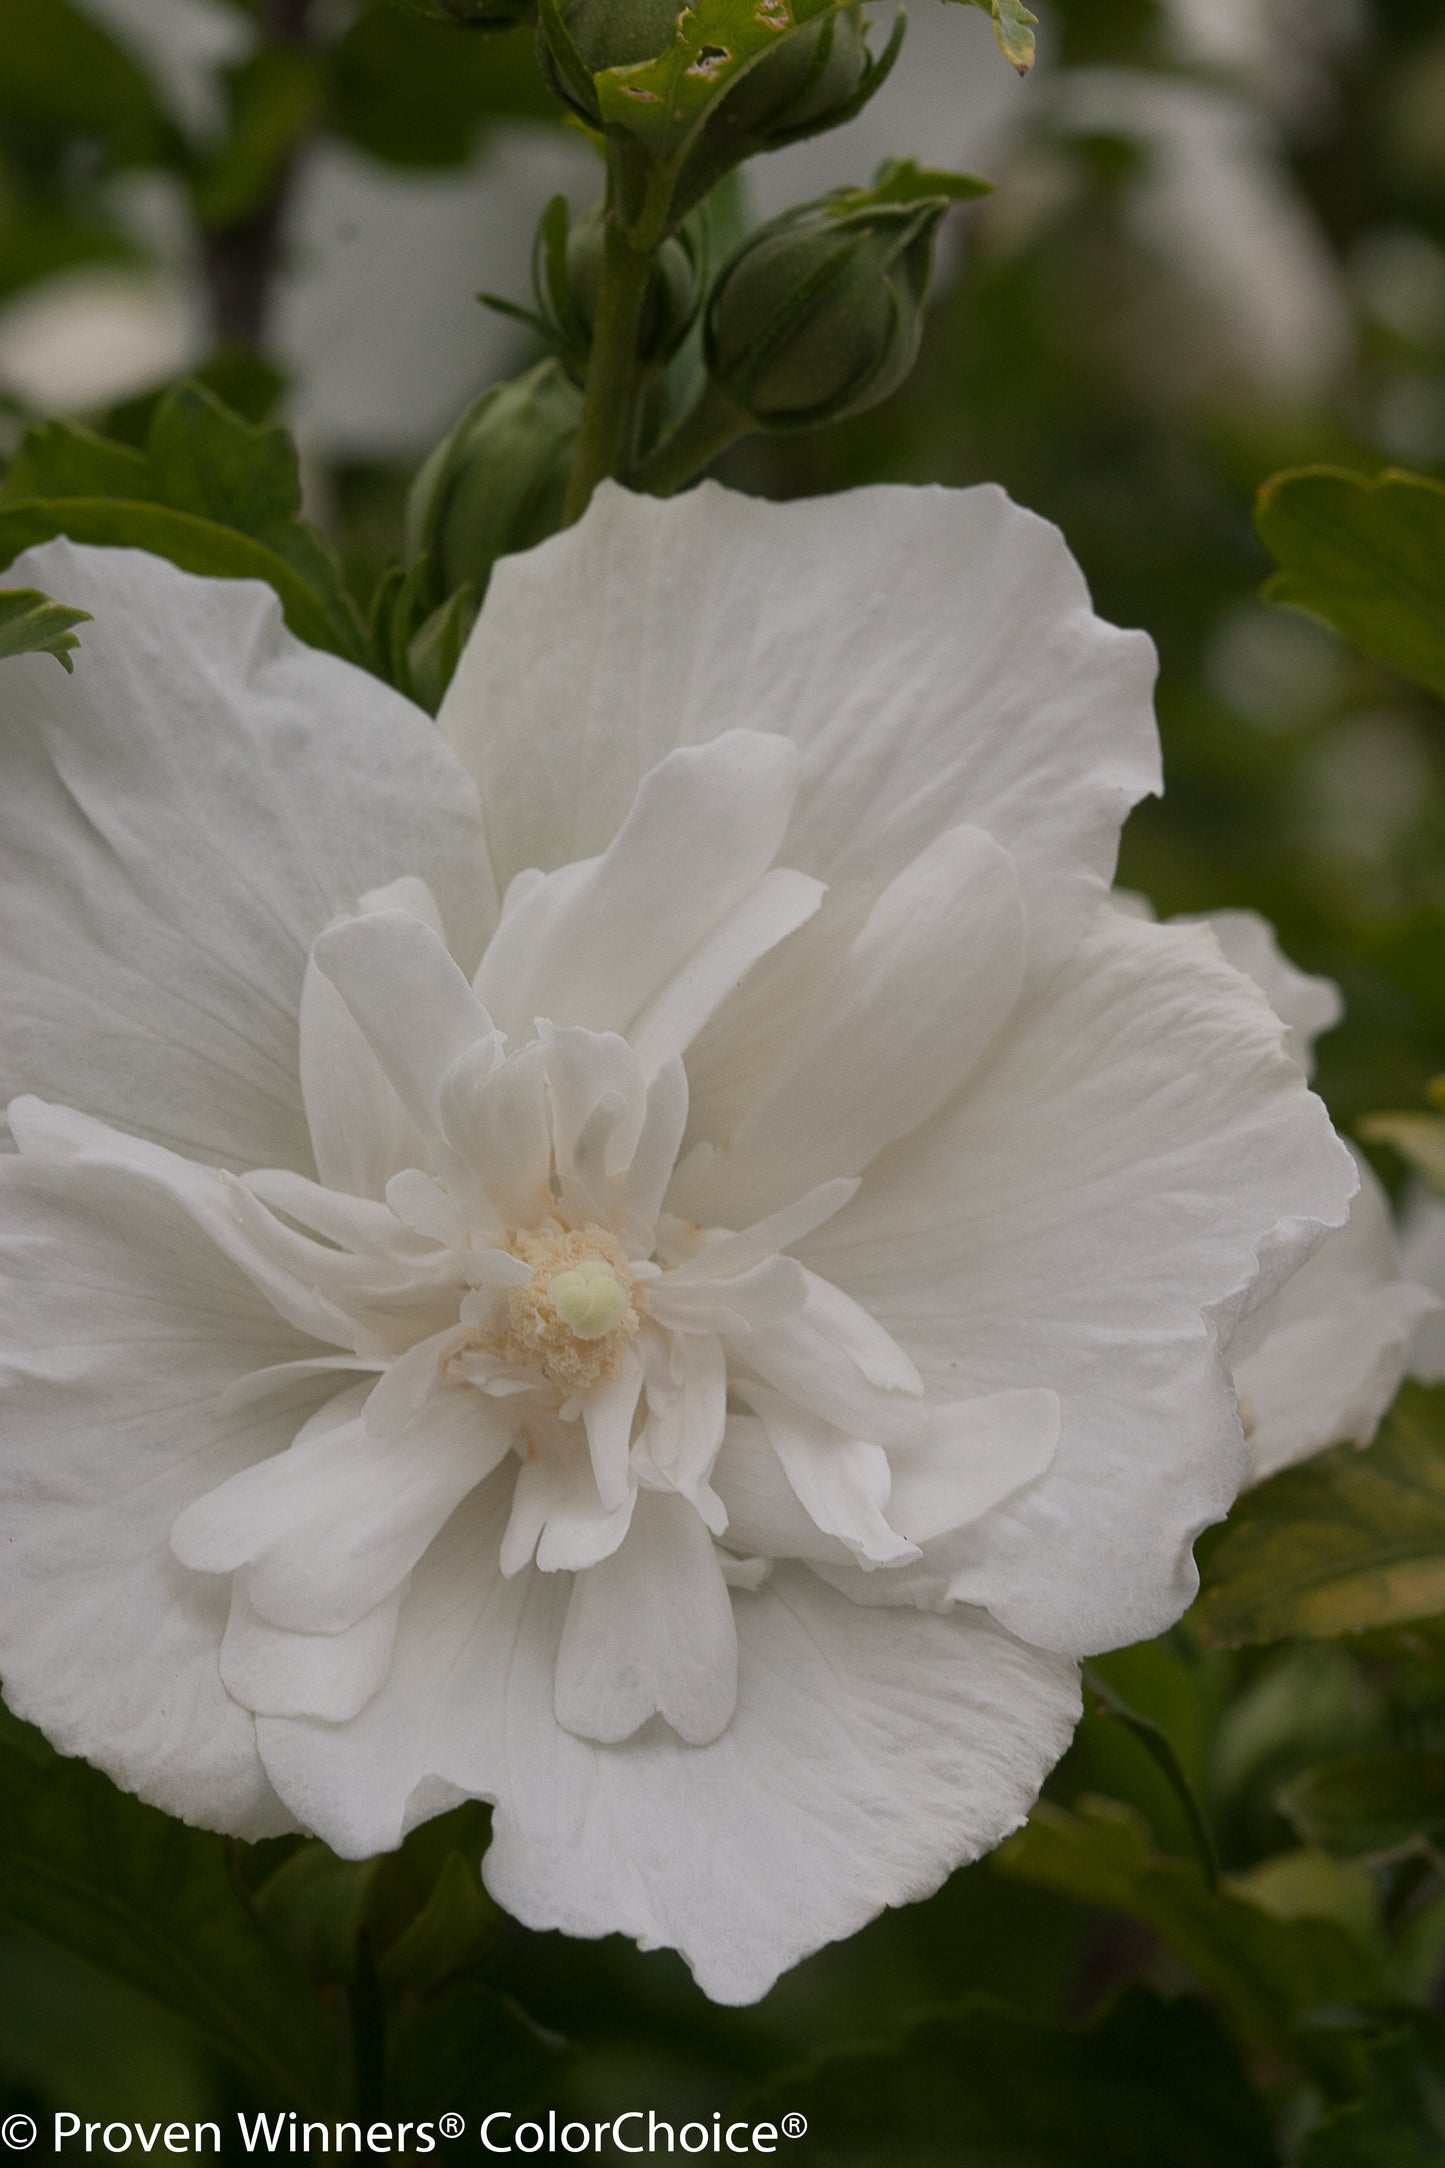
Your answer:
[0,488,1355,2001]
[1160,909,1439,1483]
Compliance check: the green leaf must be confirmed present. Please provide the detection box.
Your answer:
[1081,1662,1220,1891]
[0,501,353,658]
[0,0,170,163]
[0,1704,336,2109]
[1255,467,1445,702]
[743,1988,1275,2167]
[0,587,91,671]
[1298,2029,1445,2166]
[328,7,558,166]
[1198,1383,1445,1646]
[1279,1752,1445,1860]
[378,1850,496,2000]
[595,0,847,167]
[998,1799,1386,2057]
[384,1979,565,2125]
[0,386,365,660]
[945,0,1038,75]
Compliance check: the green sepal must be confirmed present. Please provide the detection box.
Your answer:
[0,587,92,671]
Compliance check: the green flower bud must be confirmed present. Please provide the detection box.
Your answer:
[537,198,699,371]
[405,358,581,599]
[704,185,951,430]
[539,1,897,231]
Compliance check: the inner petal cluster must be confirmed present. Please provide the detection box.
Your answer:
[497,1222,644,1391]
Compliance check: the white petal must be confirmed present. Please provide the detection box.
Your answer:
[647,1254,807,1338]
[738,1269,925,1446]
[473,733,801,1044]
[636,1326,728,1528]
[1176,907,1342,1077]
[441,484,1158,1001]
[554,1492,739,1745]
[439,1040,553,1234]
[800,905,1357,1654]
[0,1147,314,1837]
[1402,1186,1445,1383]
[742,1388,917,1568]
[220,1581,403,1723]
[172,1381,511,1633]
[313,910,498,1154]
[661,1179,859,1283]
[673,826,1027,1226]
[299,877,445,1199]
[891,1390,1062,1544]
[1231,1152,1439,1481]
[254,1485,1081,2003]
[627,869,826,1078]
[581,1349,644,1513]
[501,1446,636,1576]
[9,1099,358,1349]
[0,538,490,1170]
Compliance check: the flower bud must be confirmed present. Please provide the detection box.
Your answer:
[405,358,580,599]
[704,185,951,430]
[539,1,894,229]
[538,199,699,370]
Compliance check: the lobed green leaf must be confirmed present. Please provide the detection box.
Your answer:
[0,587,91,671]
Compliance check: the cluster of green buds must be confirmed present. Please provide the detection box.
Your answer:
[538,0,904,240]
[386,1,1014,702]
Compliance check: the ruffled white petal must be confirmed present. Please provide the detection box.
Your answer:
[1230,1150,1439,1481]
[219,1581,403,1723]
[671,826,1026,1226]
[253,1484,1080,2004]
[172,1380,512,1634]
[800,905,1356,1655]
[0,1146,313,1836]
[554,1492,739,1745]
[0,539,490,1171]
[441,485,1159,1007]
[474,733,801,1045]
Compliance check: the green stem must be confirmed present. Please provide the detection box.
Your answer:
[632,378,753,497]
[563,219,655,524]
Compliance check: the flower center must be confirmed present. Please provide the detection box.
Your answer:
[499,1222,643,1392]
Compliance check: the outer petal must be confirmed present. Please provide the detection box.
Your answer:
[439,482,1159,999]
[0,539,491,1171]
[800,906,1357,1655]
[0,1148,317,1836]
[255,1483,1081,2003]
[1230,1150,1440,1482]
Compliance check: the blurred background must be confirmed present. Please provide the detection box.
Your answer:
[2,0,1443,2156]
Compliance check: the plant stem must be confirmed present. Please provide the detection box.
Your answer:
[562,218,655,523]
[632,379,752,497]
[201,0,315,351]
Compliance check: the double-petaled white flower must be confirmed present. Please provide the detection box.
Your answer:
[0,484,1354,2001]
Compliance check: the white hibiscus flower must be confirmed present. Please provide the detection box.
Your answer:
[1131,905,1440,1483]
[0,485,1354,2001]
[1402,1185,1445,1386]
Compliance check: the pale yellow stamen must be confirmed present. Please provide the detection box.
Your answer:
[497,1222,643,1392]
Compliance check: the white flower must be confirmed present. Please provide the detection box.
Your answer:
[1159,909,1439,1482]
[0,486,1354,2001]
